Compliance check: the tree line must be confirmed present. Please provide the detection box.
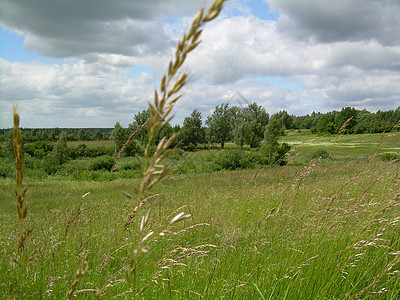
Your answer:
[0,128,111,143]
[1,104,399,155]
[110,104,400,154]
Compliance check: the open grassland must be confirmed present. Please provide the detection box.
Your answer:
[67,140,115,148]
[281,130,400,164]
[1,159,399,299]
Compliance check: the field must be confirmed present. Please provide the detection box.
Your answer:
[1,132,399,299]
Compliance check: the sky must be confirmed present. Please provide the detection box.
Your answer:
[1,0,400,128]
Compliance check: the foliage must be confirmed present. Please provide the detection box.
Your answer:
[316,113,336,134]
[180,109,205,150]
[1,129,14,158]
[335,107,358,133]
[233,102,269,148]
[52,132,70,164]
[110,121,126,154]
[42,132,70,174]
[89,155,115,171]
[1,161,399,298]
[271,110,294,130]
[312,149,330,159]
[206,103,234,148]
[23,141,54,158]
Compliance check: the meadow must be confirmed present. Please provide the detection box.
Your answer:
[1,131,399,299]
[1,0,399,297]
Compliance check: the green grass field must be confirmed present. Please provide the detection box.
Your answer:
[281,130,400,164]
[1,131,399,299]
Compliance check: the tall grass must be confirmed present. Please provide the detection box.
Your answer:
[1,161,399,298]
[3,1,227,298]
[2,1,400,298]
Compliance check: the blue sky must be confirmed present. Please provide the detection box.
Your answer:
[1,0,399,128]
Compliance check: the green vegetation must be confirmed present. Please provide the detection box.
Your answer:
[1,0,399,298]
[1,114,399,298]
[1,160,399,298]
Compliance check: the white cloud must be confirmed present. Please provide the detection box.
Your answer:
[1,0,400,128]
[269,0,400,46]
[0,59,155,127]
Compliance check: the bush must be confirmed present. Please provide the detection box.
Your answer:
[23,141,54,157]
[169,148,186,160]
[42,155,62,175]
[89,156,115,171]
[174,159,196,174]
[312,149,330,159]
[120,160,141,171]
[0,159,14,178]
[211,150,260,171]
[85,146,114,157]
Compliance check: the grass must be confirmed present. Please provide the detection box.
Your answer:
[282,130,400,164]
[67,140,115,147]
[2,0,399,297]
[1,160,399,298]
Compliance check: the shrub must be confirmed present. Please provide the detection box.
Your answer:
[211,150,256,171]
[168,148,186,160]
[120,160,141,171]
[0,159,14,178]
[42,155,62,175]
[23,141,54,157]
[89,155,115,171]
[312,149,330,159]
[174,159,197,174]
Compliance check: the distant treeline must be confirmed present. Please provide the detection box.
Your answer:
[295,107,400,134]
[0,128,113,143]
[0,106,399,146]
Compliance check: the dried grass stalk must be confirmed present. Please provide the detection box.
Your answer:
[65,252,89,300]
[13,105,36,269]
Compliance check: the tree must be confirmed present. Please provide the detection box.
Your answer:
[233,102,269,148]
[263,118,287,163]
[335,107,358,133]
[1,129,14,158]
[181,109,205,150]
[316,113,336,134]
[129,109,150,144]
[52,131,70,165]
[111,122,126,154]
[271,110,294,130]
[206,103,233,149]
[93,129,103,141]
[43,131,70,174]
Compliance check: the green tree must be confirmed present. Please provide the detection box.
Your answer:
[233,102,269,148]
[181,109,205,150]
[1,130,14,158]
[317,113,336,134]
[263,118,287,163]
[129,109,150,144]
[335,107,358,133]
[271,110,294,130]
[111,122,127,154]
[206,103,233,149]
[52,131,70,165]
[77,129,87,141]
[93,129,103,140]
[43,131,70,174]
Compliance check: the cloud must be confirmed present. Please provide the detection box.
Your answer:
[269,0,400,46]
[0,58,155,127]
[183,11,400,112]
[1,0,400,128]
[0,0,203,59]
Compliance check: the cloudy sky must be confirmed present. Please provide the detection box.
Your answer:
[1,0,400,128]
